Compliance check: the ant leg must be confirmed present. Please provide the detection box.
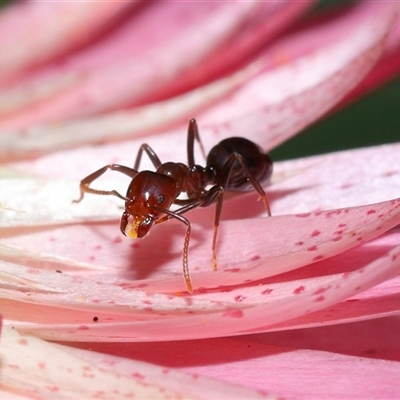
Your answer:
[134,144,162,170]
[207,153,273,271]
[179,186,223,272]
[73,164,137,203]
[187,118,207,167]
[168,185,226,272]
[207,187,225,271]
[226,153,272,216]
[155,207,194,293]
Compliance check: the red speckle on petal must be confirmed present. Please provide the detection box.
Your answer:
[340,183,353,189]
[38,362,46,369]
[250,255,260,261]
[383,170,397,177]
[313,255,324,262]
[333,236,342,242]
[293,285,305,294]
[119,282,137,291]
[392,253,399,261]
[295,213,311,218]
[131,372,145,380]
[45,386,59,393]
[27,267,40,274]
[234,295,245,302]
[226,267,241,273]
[223,309,244,318]
[311,230,321,237]
[313,286,330,295]
[307,245,318,251]
[367,209,376,215]
[295,241,304,246]
[18,338,27,345]
[113,236,122,244]
[315,295,325,302]
[262,288,273,295]
[78,325,90,330]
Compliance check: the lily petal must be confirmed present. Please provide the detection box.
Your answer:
[0,1,311,129]
[0,1,397,157]
[0,1,136,83]
[0,326,275,399]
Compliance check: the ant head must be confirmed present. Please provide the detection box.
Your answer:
[120,171,179,239]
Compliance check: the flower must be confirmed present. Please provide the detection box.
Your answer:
[0,1,400,398]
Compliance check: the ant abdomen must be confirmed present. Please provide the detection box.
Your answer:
[206,137,273,191]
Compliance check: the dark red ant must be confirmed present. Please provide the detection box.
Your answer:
[74,119,273,292]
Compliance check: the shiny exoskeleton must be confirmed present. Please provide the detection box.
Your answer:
[74,118,273,292]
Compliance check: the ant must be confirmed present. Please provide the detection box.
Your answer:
[74,119,273,293]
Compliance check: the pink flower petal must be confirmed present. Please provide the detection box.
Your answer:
[0,326,275,399]
[334,9,400,110]
[182,335,400,399]
[0,1,136,83]
[2,143,400,287]
[0,1,291,129]
[0,1,396,156]
[198,1,399,151]
[70,316,400,399]
[3,230,400,342]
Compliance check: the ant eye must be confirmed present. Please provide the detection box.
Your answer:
[157,194,164,204]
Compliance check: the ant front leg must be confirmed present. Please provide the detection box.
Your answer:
[73,164,137,203]
[154,206,194,293]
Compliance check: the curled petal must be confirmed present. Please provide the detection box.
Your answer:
[0,2,136,83]
[0,1,308,129]
[0,326,275,399]
[0,1,397,157]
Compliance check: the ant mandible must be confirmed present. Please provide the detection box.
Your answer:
[74,119,273,293]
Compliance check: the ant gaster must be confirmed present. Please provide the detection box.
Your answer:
[74,119,273,293]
